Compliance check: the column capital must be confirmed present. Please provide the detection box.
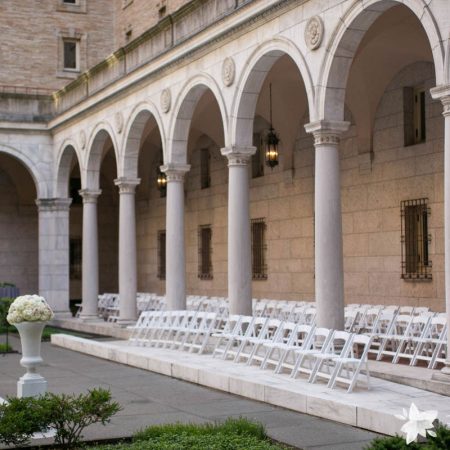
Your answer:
[35,198,72,212]
[430,85,450,116]
[79,189,102,203]
[161,163,190,182]
[304,120,350,146]
[221,146,256,166]
[114,177,141,194]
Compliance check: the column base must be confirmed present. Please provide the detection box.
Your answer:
[431,364,450,383]
[53,311,74,320]
[115,319,136,327]
[18,373,47,398]
[78,314,102,323]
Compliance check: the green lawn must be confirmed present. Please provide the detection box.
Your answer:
[90,419,288,450]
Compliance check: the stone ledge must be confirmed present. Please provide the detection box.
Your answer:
[51,334,450,437]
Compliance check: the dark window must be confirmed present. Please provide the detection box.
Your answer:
[157,230,166,280]
[252,133,264,178]
[251,218,267,280]
[200,148,210,189]
[401,198,431,280]
[70,238,82,279]
[70,177,82,205]
[404,86,426,146]
[198,226,213,279]
[63,40,77,70]
[63,0,77,3]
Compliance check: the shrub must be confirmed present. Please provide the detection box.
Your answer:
[366,424,450,450]
[40,388,121,447]
[0,298,13,328]
[0,388,121,448]
[0,343,12,352]
[0,396,49,446]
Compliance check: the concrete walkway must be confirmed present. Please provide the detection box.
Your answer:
[0,336,380,450]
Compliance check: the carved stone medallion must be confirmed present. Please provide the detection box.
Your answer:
[222,57,235,87]
[160,88,171,114]
[305,16,324,50]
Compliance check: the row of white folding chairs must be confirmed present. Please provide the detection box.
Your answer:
[345,304,432,335]
[212,316,371,393]
[128,310,219,354]
[366,312,447,368]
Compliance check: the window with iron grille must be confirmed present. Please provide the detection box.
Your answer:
[251,218,267,280]
[401,198,431,280]
[200,148,210,189]
[157,230,166,280]
[198,225,213,279]
[70,238,82,279]
[252,133,264,178]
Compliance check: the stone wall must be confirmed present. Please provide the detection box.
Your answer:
[0,0,114,90]
[114,0,191,49]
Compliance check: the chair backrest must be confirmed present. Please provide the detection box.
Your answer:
[324,331,353,356]
[308,327,333,351]
[347,334,373,360]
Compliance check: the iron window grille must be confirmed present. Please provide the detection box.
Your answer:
[401,198,432,280]
[200,148,211,189]
[198,225,213,279]
[251,218,267,280]
[70,238,82,279]
[157,230,166,280]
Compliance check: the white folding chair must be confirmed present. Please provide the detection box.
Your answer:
[233,317,269,363]
[308,331,353,384]
[376,314,413,361]
[393,315,431,364]
[290,328,333,379]
[329,334,373,393]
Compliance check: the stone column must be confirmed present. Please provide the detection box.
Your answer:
[431,88,450,377]
[36,198,72,317]
[221,147,256,316]
[114,177,140,323]
[79,189,101,321]
[161,164,190,310]
[304,121,349,330]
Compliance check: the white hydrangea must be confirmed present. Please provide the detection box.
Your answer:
[6,295,54,324]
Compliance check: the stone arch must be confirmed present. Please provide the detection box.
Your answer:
[167,73,228,165]
[85,122,119,190]
[318,0,445,122]
[231,37,314,148]
[120,101,166,179]
[0,143,48,198]
[55,139,82,198]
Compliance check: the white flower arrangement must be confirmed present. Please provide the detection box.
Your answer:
[395,403,438,444]
[7,295,54,324]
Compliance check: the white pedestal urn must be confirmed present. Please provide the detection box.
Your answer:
[6,294,54,398]
[15,321,48,398]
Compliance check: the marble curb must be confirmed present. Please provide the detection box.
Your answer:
[51,334,450,437]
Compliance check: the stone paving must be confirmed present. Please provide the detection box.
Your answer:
[0,336,380,450]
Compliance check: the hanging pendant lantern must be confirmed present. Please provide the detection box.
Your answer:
[156,164,167,197]
[265,83,279,169]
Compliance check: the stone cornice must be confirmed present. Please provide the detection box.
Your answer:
[35,198,72,212]
[79,189,102,203]
[49,0,301,130]
[304,120,350,146]
[114,177,141,194]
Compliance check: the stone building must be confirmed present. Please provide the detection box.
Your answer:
[1,0,450,369]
